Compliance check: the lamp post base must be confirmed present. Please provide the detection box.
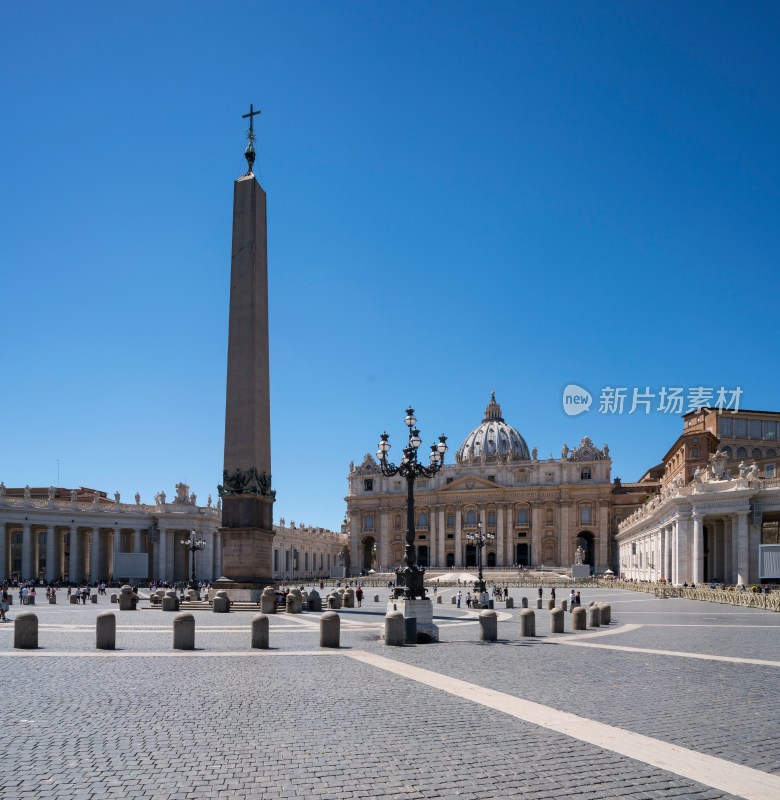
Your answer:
[393,566,426,599]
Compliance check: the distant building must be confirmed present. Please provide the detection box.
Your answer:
[346,394,654,575]
[0,482,345,584]
[616,408,780,585]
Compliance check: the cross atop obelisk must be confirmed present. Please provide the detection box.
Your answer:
[242,103,261,174]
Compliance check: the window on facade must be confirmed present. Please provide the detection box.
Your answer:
[364,514,374,531]
[363,479,373,491]
[488,475,495,482]
[466,510,477,525]
[765,464,776,478]
[446,513,455,528]
[691,447,700,459]
[446,477,454,484]
[394,515,401,530]
[581,506,591,524]
[735,419,747,437]
[13,533,22,545]
[417,479,428,489]
[736,447,748,459]
[749,420,762,439]
[417,511,428,528]
[546,472,554,483]
[767,448,777,457]
[274,550,279,571]
[546,508,553,523]
[447,533,454,539]
[516,472,528,484]
[285,551,290,572]
[752,448,763,458]
[516,508,528,524]
[580,468,591,480]
[719,417,733,436]
[722,445,733,458]
[631,543,636,555]
[488,511,496,526]
[764,420,777,440]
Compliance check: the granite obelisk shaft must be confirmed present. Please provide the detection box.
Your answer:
[219,172,274,586]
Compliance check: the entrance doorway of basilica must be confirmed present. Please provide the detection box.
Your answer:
[362,536,376,572]
[576,531,595,570]
[516,543,529,566]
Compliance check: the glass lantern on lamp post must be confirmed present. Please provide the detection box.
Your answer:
[376,406,447,599]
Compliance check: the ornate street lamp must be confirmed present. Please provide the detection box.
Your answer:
[376,406,447,599]
[466,521,495,598]
[181,531,206,591]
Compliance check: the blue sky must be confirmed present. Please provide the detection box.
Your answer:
[2,2,778,530]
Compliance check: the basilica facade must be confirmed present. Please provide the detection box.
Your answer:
[346,394,653,575]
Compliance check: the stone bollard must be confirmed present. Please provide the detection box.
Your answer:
[186,589,198,602]
[587,605,601,627]
[436,594,442,604]
[118,585,136,611]
[308,590,322,612]
[48,594,56,604]
[173,612,195,650]
[572,607,587,631]
[521,597,528,608]
[342,589,355,609]
[598,603,611,625]
[96,612,116,650]
[251,613,269,649]
[536,598,542,610]
[260,587,276,614]
[91,594,98,604]
[320,611,340,648]
[479,609,498,642]
[374,594,380,603]
[288,588,303,613]
[588,600,596,607]
[547,598,555,610]
[212,590,230,613]
[384,610,405,646]
[561,600,567,612]
[505,597,514,609]
[14,612,38,649]
[70,594,80,605]
[161,595,178,612]
[550,607,564,634]
[451,595,456,604]
[110,594,118,603]
[327,592,342,610]
[519,608,535,637]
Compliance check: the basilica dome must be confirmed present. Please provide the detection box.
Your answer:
[455,393,530,464]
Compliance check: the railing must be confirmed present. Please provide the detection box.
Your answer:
[0,496,221,516]
[602,579,780,611]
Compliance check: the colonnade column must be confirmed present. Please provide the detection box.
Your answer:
[90,528,101,583]
[692,512,703,585]
[723,518,733,583]
[158,528,168,583]
[736,510,749,586]
[454,511,462,567]
[21,523,32,580]
[113,526,121,579]
[495,505,504,566]
[665,526,673,582]
[710,523,720,582]
[428,508,437,567]
[659,527,666,581]
[0,526,6,580]
[133,528,143,553]
[68,527,80,583]
[213,530,222,579]
[46,525,57,582]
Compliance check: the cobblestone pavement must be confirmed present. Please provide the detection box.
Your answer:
[0,586,778,799]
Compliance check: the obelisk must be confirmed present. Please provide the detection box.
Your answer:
[216,105,275,597]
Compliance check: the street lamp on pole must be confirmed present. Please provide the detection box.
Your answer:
[180,531,206,591]
[376,406,447,599]
[466,521,494,599]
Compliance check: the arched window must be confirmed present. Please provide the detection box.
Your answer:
[417,511,428,528]
[516,507,528,524]
[466,509,476,526]
[721,446,733,458]
[736,447,748,459]
[752,448,763,458]
[487,511,496,526]
[546,508,553,523]
[580,505,591,524]
[767,448,777,457]
[363,514,374,531]
[580,467,591,480]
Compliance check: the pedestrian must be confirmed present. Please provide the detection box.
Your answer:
[0,585,9,622]
[355,586,364,607]
[575,591,581,608]
[465,591,471,608]
[569,590,576,611]
[456,590,462,608]
[538,586,543,599]
[551,587,556,601]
